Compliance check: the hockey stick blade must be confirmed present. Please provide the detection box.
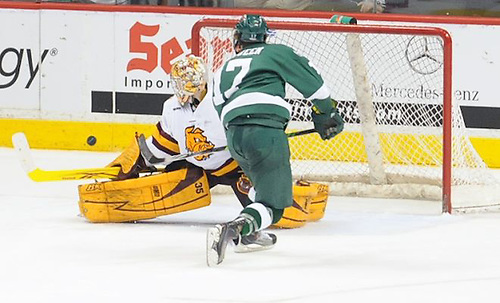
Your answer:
[12,132,37,175]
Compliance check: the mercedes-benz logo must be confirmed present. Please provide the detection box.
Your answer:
[405,36,444,75]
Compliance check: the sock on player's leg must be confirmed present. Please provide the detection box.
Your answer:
[239,202,273,235]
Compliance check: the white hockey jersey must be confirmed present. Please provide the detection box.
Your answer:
[145,88,237,176]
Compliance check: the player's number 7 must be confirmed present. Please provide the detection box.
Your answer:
[213,58,252,106]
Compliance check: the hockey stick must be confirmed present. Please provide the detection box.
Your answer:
[12,128,316,182]
[12,132,229,182]
[286,128,316,138]
[137,128,316,164]
[136,134,228,166]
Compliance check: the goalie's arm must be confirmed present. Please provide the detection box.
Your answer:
[137,134,227,166]
[107,121,182,180]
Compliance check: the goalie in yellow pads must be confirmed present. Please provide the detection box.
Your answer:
[78,56,329,246]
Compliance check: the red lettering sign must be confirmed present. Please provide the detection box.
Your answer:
[127,22,160,73]
[127,22,191,74]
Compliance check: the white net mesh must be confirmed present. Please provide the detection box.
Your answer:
[195,19,500,212]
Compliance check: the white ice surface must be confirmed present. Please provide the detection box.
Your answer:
[1,147,500,303]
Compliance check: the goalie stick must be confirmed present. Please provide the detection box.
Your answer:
[12,128,316,182]
[12,132,228,182]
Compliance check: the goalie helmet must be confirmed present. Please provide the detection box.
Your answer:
[170,55,207,106]
[233,14,268,49]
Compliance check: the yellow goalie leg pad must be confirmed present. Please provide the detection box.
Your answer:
[78,166,210,223]
[306,182,329,222]
[273,181,330,229]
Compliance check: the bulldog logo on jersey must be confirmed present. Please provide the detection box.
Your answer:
[185,126,215,161]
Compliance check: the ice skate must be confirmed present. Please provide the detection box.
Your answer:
[234,230,277,253]
[206,218,245,267]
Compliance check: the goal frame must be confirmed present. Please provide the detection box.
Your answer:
[191,19,453,213]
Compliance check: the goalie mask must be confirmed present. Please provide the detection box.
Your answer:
[170,55,207,106]
[233,14,268,52]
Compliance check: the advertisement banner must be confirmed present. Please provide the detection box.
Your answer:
[0,9,42,111]
[0,6,499,130]
[111,13,200,118]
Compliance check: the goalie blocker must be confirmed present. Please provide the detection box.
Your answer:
[78,166,329,228]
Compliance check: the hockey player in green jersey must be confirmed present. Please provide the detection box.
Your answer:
[206,14,344,266]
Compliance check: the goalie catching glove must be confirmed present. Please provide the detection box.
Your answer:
[107,133,156,180]
[311,98,344,140]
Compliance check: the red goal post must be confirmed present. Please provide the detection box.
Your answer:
[191,18,498,214]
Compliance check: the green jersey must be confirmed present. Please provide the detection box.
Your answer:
[213,42,332,127]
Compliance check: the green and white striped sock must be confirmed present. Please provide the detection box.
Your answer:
[239,203,273,236]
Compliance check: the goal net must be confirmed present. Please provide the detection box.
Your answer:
[192,18,500,213]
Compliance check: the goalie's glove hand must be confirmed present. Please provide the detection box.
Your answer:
[107,133,156,180]
[117,155,151,180]
[311,100,344,140]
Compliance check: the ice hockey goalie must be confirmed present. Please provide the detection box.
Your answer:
[77,55,330,228]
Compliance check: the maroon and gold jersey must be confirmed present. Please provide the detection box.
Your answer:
[145,89,239,178]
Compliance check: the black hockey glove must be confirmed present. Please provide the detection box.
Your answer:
[311,100,344,140]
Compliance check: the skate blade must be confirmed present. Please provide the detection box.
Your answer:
[234,243,275,253]
[206,226,221,267]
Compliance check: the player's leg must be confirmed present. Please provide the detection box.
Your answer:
[229,124,293,227]
[207,125,292,265]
